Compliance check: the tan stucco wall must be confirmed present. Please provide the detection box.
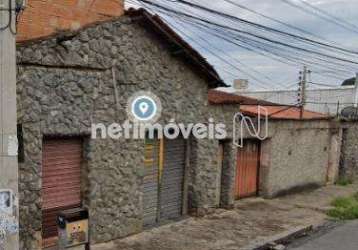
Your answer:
[258,120,340,197]
[232,118,340,199]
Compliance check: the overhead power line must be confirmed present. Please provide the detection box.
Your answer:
[176,0,357,73]
[165,13,346,90]
[308,81,340,88]
[222,0,340,45]
[127,0,300,89]
[298,0,358,31]
[129,0,354,86]
[159,5,287,87]
[158,10,353,83]
[161,0,358,56]
[149,3,357,73]
[139,0,279,89]
[280,0,358,35]
[136,0,358,66]
[173,23,271,89]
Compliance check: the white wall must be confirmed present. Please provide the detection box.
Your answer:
[240,86,356,115]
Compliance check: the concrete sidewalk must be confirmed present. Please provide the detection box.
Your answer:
[93,183,358,250]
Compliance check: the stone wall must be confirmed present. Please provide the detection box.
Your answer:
[219,140,237,209]
[340,122,358,180]
[259,120,336,198]
[17,15,237,249]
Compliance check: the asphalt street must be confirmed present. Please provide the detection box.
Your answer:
[290,220,358,250]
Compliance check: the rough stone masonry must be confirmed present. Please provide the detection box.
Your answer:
[340,122,358,180]
[16,13,238,249]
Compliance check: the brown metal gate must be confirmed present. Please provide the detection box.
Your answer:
[235,140,260,199]
[42,138,82,241]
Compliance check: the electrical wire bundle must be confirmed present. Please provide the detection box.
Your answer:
[127,0,358,90]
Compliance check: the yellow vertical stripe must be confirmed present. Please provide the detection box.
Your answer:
[159,138,164,181]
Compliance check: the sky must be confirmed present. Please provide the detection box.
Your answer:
[126,0,358,91]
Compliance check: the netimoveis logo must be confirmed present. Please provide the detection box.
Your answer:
[92,91,228,140]
[127,91,162,123]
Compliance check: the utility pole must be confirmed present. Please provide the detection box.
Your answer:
[353,72,358,108]
[298,66,308,119]
[0,0,19,249]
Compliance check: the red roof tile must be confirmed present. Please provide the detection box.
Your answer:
[208,90,274,105]
[240,105,330,120]
[208,90,330,120]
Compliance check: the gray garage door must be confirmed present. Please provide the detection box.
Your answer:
[142,137,186,227]
[160,137,186,221]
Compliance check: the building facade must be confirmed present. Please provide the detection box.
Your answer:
[209,90,341,199]
[17,10,237,249]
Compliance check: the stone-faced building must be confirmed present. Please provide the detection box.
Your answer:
[209,90,342,198]
[17,8,239,249]
[16,3,349,249]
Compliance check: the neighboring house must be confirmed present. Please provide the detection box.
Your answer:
[16,7,238,250]
[17,0,124,42]
[239,84,358,115]
[209,90,341,199]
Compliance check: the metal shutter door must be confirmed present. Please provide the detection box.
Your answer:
[42,138,82,239]
[235,140,260,199]
[160,138,186,221]
[142,139,160,227]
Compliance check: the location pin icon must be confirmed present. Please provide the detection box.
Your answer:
[139,102,149,115]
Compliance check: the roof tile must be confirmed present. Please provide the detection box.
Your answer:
[208,90,330,120]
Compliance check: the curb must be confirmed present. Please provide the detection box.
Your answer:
[241,225,315,250]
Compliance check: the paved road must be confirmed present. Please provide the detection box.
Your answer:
[93,185,358,250]
[290,220,358,250]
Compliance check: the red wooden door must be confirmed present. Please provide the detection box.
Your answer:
[235,140,260,199]
[42,138,83,243]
